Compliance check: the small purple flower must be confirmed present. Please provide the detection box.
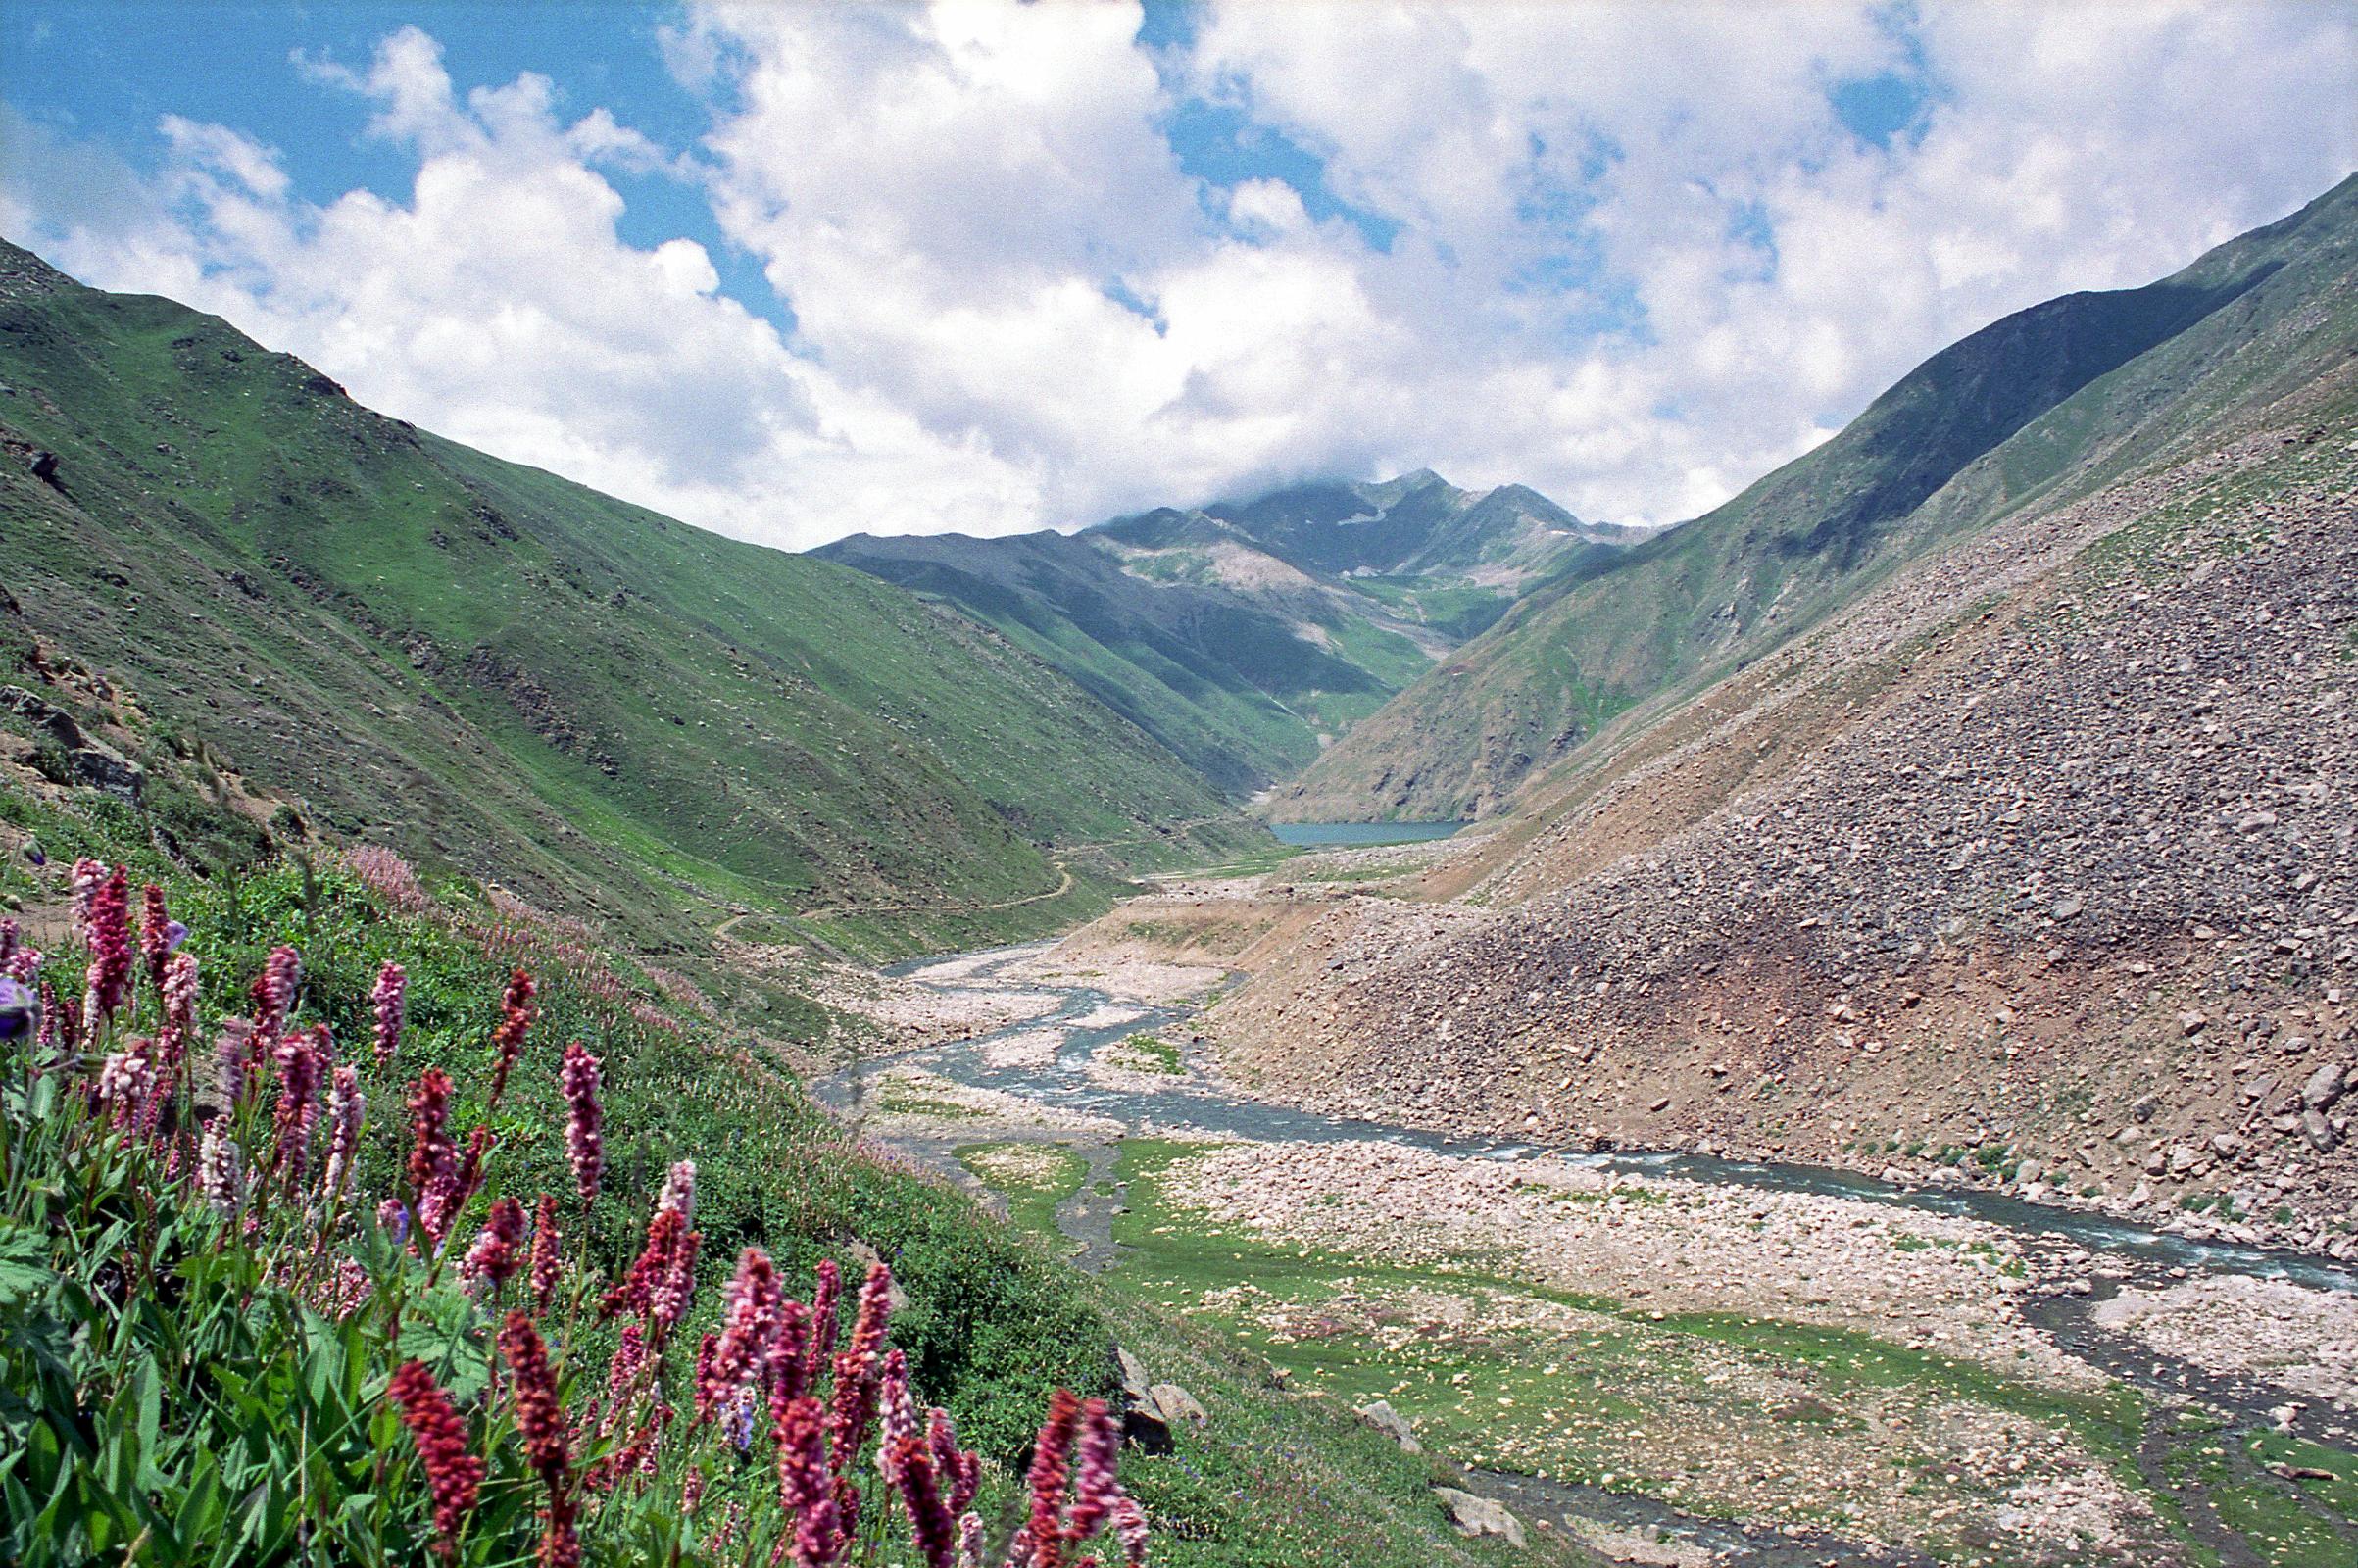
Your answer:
[163,920,189,953]
[22,841,43,868]
[0,976,34,1041]
[377,1198,412,1248]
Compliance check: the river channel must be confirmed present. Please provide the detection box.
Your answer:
[815,941,2358,1565]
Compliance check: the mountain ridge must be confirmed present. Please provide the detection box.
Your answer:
[0,235,1261,957]
[1273,171,2358,822]
[818,466,1638,794]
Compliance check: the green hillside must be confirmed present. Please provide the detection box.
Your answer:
[821,469,1631,794]
[1274,171,2358,821]
[0,239,1259,956]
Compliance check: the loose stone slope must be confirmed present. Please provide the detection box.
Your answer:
[1213,420,2358,1252]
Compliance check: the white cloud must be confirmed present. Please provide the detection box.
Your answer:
[2,2,2353,550]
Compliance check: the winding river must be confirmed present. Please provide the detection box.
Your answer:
[817,942,2358,1565]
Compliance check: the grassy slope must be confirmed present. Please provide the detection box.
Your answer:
[0,779,1558,1568]
[0,238,1259,956]
[814,528,1369,793]
[1278,172,2358,821]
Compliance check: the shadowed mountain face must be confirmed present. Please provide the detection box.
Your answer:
[1273,172,2357,823]
[819,470,1638,795]
[0,238,1262,955]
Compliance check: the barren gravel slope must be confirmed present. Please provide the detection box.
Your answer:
[1211,408,2358,1253]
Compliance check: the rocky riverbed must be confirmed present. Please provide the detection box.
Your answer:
[818,926,2358,1566]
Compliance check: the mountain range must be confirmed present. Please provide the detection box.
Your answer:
[818,470,1639,795]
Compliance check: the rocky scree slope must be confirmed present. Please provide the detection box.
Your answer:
[1277,172,2358,823]
[0,238,1259,956]
[820,470,1633,794]
[1211,403,2358,1254]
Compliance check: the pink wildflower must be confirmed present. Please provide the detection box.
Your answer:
[213,1017,255,1111]
[320,1063,367,1203]
[499,1311,578,1568]
[485,967,535,1110]
[198,1117,244,1216]
[96,1044,153,1126]
[462,1196,528,1291]
[1022,1391,1082,1568]
[1111,1494,1150,1567]
[890,1430,958,1568]
[389,1359,484,1560]
[158,952,198,1079]
[405,1069,458,1234]
[773,1395,842,1568]
[707,1248,781,1416]
[270,1024,328,1183]
[657,1157,696,1223]
[558,1041,602,1208]
[80,861,131,1036]
[255,944,301,1040]
[806,1256,843,1392]
[529,1193,563,1311]
[137,883,171,1000]
[370,960,407,1071]
[930,1406,981,1515]
[651,1221,700,1341]
[601,1205,678,1319]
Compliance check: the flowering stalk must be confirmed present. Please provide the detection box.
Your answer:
[485,967,536,1110]
[388,1359,485,1561]
[158,952,199,1082]
[499,1310,579,1568]
[137,882,172,1000]
[892,1430,959,1568]
[558,1041,602,1209]
[406,1068,458,1241]
[79,860,131,1039]
[462,1196,528,1292]
[320,1063,367,1206]
[270,1024,328,1186]
[370,960,407,1072]
[773,1394,842,1568]
[703,1246,780,1438]
[255,944,301,1042]
[529,1192,563,1312]
[1021,1390,1082,1568]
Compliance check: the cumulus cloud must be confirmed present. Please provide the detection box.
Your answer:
[2,2,2353,548]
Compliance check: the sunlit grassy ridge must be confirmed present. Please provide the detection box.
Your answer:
[0,238,1261,959]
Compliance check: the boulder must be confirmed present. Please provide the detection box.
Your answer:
[1432,1487,1526,1548]
[2301,1063,2345,1112]
[844,1241,910,1313]
[2302,1109,2336,1152]
[1150,1383,1206,1428]
[1355,1398,1421,1453]
[1111,1344,1172,1453]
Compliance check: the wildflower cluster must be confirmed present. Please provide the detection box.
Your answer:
[0,858,1148,1568]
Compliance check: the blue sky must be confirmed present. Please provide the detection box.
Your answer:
[3,2,2351,548]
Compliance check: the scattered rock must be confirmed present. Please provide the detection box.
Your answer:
[1356,1397,1421,1453]
[1432,1487,1527,1548]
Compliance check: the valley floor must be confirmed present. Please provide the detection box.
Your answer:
[813,859,2358,1568]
